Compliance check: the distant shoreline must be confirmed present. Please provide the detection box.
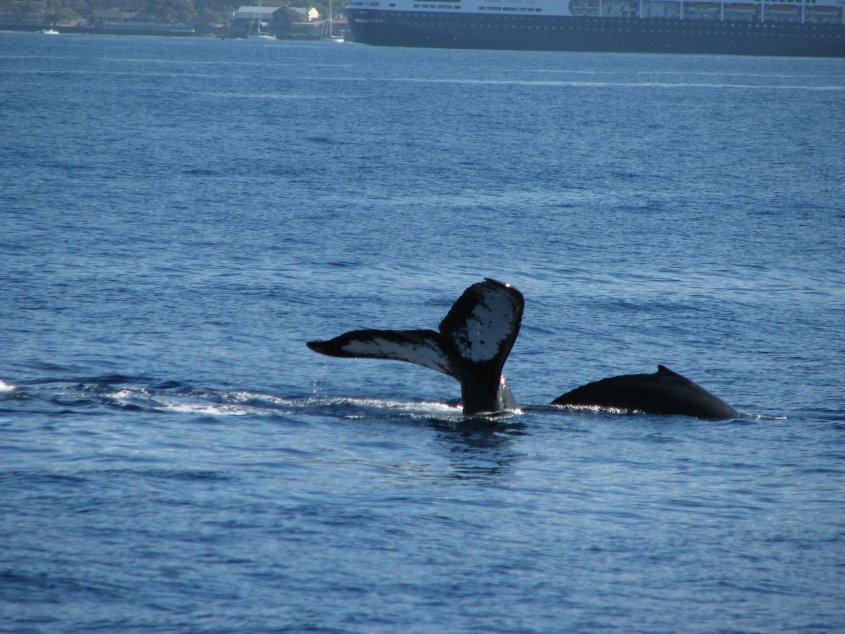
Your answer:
[1,23,212,37]
[0,24,343,40]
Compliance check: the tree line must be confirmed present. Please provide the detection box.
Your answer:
[1,0,341,27]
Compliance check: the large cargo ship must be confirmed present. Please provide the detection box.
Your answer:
[344,0,845,56]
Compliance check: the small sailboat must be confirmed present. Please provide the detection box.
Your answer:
[254,0,276,39]
[322,0,344,42]
[256,20,275,39]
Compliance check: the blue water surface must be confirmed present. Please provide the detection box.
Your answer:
[1,32,844,633]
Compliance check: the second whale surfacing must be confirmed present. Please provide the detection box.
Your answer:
[552,365,739,420]
[307,278,738,419]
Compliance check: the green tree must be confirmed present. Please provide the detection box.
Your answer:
[144,0,195,22]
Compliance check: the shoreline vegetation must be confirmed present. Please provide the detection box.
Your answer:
[0,0,349,39]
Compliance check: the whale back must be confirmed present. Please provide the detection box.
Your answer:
[552,365,738,420]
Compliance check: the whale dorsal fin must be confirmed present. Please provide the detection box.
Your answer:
[657,365,683,378]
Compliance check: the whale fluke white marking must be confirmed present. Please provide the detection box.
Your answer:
[439,278,523,365]
[307,329,453,376]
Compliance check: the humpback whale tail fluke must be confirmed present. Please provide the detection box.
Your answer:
[552,364,739,420]
[307,278,524,416]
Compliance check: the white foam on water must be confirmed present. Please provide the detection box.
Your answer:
[316,396,460,415]
[158,401,252,416]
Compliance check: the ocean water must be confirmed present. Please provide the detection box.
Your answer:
[1,31,844,632]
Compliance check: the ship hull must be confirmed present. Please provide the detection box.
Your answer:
[347,9,845,57]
